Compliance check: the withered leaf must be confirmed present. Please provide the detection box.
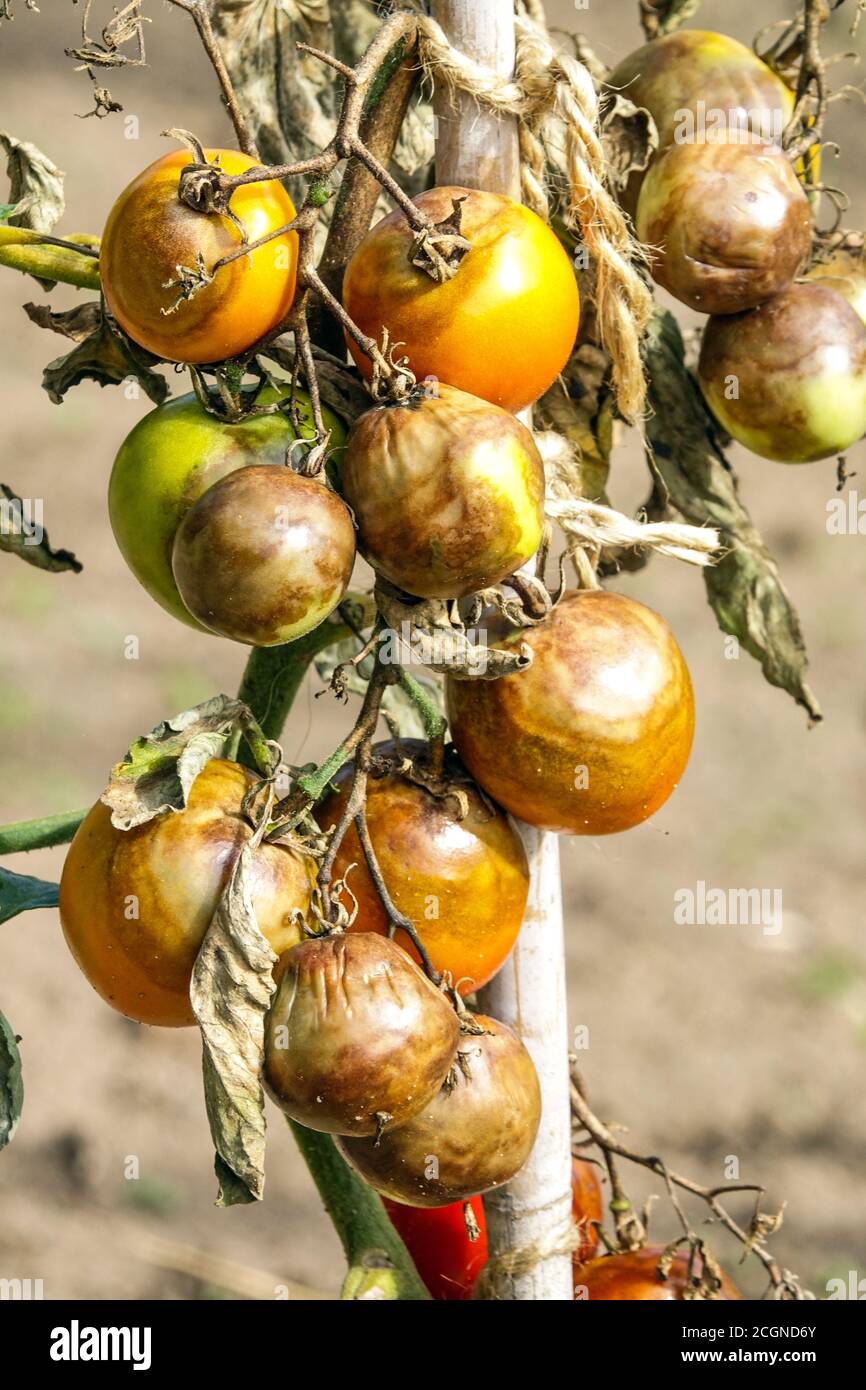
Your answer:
[102,695,255,830]
[0,1008,23,1153]
[599,93,658,193]
[0,132,64,234]
[25,302,169,406]
[644,309,821,722]
[191,840,278,1206]
[374,580,532,681]
[0,483,82,573]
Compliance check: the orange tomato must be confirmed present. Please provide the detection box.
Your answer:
[575,1246,741,1301]
[572,1157,604,1266]
[100,149,298,364]
[446,590,695,836]
[342,186,580,413]
[59,760,310,1027]
[315,741,529,994]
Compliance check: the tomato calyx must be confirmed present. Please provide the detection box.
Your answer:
[409,197,472,284]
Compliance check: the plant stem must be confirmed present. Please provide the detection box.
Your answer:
[238,630,429,1300]
[287,1119,429,1300]
[397,669,447,742]
[0,808,87,856]
[0,230,101,291]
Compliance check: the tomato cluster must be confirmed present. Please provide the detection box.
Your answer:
[614,29,866,463]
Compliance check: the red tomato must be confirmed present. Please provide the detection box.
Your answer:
[383,1197,488,1301]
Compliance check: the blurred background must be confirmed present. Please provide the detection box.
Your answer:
[0,0,864,1300]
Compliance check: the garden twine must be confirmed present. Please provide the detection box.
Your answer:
[414,6,654,422]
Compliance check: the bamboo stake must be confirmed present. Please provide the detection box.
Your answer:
[432,0,574,1302]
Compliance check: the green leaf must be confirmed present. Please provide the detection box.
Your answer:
[0,1009,23,1152]
[102,694,270,831]
[644,309,821,723]
[0,131,64,234]
[0,867,59,925]
[191,841,278,1207]
[0,482,82,574]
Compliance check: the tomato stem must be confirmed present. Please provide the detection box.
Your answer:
[0,807,87,856]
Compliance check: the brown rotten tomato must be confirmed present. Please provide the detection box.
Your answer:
[315,741,529,993]
[263,932,459,1136]
[59,759,311,1028]
[609,31,794,157]
[574,1246,741,1301]
[336,1016,541,1206]
[636,135,811,315]
[446,590,695,835]
[698,282,866,462]
[171,465,355,645]
[340,385,544,600]
[342,187,579,413]
[101,150,298,364]
[805,247,866,328]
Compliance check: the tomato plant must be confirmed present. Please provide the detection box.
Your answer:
[101,149,298,364]
[342,186,580,413]
[0,0,848,1311]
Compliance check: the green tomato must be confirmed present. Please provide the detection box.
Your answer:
[109,386,347,629]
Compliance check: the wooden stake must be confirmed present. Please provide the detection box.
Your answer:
[432,0,574,1302]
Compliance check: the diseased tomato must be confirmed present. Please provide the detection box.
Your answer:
[315,740,529,994]
[59,759,311,1028]
[805,247,866,326]
[446,590,695,835]
[171,465,356,646]
[337,1016,541,1206]
[698,283,866,462]
[339,385,544,599]
[109,387,346,630]
[342,186,580,413]
[636,135,811,315]
[572,1157,604,1266]
[101,149,298,363]
[574,1246,741,1301]
[383,1197,488,1301]
[263,932,459,1136]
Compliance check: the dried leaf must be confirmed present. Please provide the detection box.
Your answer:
[0,132,64,233]
[26,302,169,406]
[102,695,254,830]
[0,867,59,925]
[375,581,532,681]
[537,345,614,504]
[191,840,278,1206]
[0,483,82,574]
[315,636,444,738]
[599,93,658,193]
[644,309,821,722]
[0,1009,23,1152]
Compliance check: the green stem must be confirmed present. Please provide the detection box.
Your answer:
[398,669,447,742]
[0,231,101,292]
[239,624,430,1301]
[0,808,86,856]
[288,1120,429,1300]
